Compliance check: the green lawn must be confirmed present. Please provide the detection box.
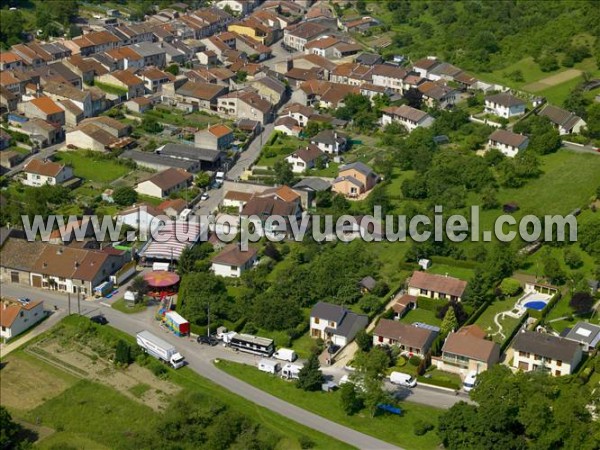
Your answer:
[142,107,226,129]
[216,360,443,450]
[428,264,474,281]
[111,298,149,314]
[399,308,442,327]
[54,152,130,183]
[475,296,522,344]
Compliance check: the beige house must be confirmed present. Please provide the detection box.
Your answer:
[373,319,438,356]
[407,271,468,302]
[508,331,582,377]
[135,168,193,199]
[332,162,378,198]
[194,124,234,150]
[433,325,500,375]
[18,97,65,126]
[96,70,145,99]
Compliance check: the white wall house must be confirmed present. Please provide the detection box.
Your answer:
[485,93,526,118]
[407,271,467,302]
[211,244,258,278]
[0,299,45,340]
[381,105,434,132]
[116,203,165,237]
[309,301,368,348]
[22,159,74,187]
[487,129,529,158]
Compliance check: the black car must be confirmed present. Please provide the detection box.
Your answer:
[90,315,108,325]
[197,335,218,346]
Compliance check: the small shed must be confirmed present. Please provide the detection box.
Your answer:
[418,259,431,270]
[359,276,377,293]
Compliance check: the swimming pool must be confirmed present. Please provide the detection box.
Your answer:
[523,300,548,311]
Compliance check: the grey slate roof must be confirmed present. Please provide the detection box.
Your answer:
[120,150,199,171]
[311,301,368,339]
[157,143,223,162]
[293,178,331,192]
[511,331,581,362]
[565,322,600,348]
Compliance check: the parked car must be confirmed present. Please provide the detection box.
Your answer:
[197,335,218,346]
[200,192,209,201]
[90,315,108,325]
[463,371,478,392]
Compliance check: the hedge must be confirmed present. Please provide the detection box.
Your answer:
[417,296,442,312]
[417,376,460,390]
[500,312,529,353]
[464,300,492,326]
[431,256,477,269]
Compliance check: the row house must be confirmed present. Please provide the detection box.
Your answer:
[330,62,373,86]
[64,30,121,56]
[18,97,66,126]
[371,64,409,94]
[104,47,144,70]
[140,67,175,93]
[169,80,229,111]
[111,24,155,46]
[228,16,278,46]
[128,42,167,68]
[283,21,328,51]
[11,43,50,68]
[43,81,93,118]
[0,52,24,71]
[63,55,109,85]
[217,90,274,124]
[418,80,458,109]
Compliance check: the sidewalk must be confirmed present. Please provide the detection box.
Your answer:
[0,309,65,357]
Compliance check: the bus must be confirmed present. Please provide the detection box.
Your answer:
[227,333,274,357]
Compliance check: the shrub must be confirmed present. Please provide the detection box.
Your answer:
[413,420,434,436]
[417,296,440,311]
[409,355,421,366]
[299,436,315,449]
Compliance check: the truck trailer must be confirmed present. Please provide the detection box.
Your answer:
[136,330,185,369]
[164,311,190,337]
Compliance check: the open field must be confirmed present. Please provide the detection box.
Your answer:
[217,360,443,450]
[0,316,352,450]
[54,152,131,183]
[522,68,582,92]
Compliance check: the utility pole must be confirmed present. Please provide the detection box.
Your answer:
[67,292,71,315]
[77,290,81,315]
[206,302,210,337]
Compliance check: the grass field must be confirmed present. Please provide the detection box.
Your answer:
[0,316,351,450]
[110,298,150,314]
[428,264,474,281]
[54,152,130,183]
[399,308,442,327]
[216,360,443,450]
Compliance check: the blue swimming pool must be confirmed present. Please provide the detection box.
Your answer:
[524,300,548,311]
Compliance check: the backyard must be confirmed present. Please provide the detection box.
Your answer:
[54,151,132,183]
[475,295,524,345]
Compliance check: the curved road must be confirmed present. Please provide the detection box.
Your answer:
[2,284,401,450]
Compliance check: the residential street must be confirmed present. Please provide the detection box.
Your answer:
[2,284,402,450]
[5,142,66,177]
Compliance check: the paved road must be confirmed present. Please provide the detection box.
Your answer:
[5,142,66,177]
[2,284,402,450]
[562,141,599,155]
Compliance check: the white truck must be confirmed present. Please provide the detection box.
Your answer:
[273,348,297,362]
[214,171,225,186]
[136,330,185,369]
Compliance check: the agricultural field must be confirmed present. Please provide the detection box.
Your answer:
[0,316,351,450]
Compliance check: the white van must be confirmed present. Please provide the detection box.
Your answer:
[258,359,280,374]
[273,348,297,362]
[179,208,192,221]
[389,371,417,388]
[463,371,478,392]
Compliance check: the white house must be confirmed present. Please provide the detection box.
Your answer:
[135,168,193,199]
[22,159,74,187]
[485,93,526,118]
[509,331,583,377]
[381,105,434,132]
[309,301,368,348]
[487,129,529,158]
[310,129,348,155]
[285,145,324,173]
[538,104,587,135]
[216,0,255,15]
[116,203,165,236]
[373,319,438,356]
[222,190,253,212]
[0,298,45,340]
[564,322,600,352]
[211,243,258,278]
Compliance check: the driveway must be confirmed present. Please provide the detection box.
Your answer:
[1,284,402,450]
[562,141,599,155]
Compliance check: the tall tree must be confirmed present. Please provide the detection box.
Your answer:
[296,354,324,392]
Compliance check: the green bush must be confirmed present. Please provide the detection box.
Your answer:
[299,435,315,449]
[409,355,421,366]
[413,419,434,436]
[417,296,441,311]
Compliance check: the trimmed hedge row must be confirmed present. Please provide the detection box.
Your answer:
[500,312,530,353]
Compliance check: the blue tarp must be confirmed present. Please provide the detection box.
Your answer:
[377,404,402,415]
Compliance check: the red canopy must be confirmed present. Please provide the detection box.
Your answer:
[143,271,180,288]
